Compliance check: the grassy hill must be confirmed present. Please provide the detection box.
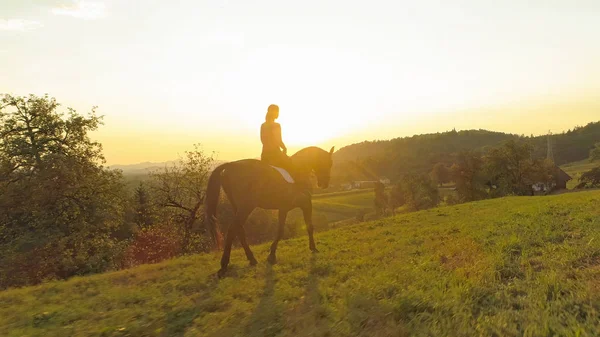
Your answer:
[2,190,600,337]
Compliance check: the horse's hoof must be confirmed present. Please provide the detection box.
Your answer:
[311,248,319,253]
[249,258,258,266]
[217,268,227,278]
[267,255,277,265]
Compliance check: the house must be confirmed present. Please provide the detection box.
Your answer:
[352,181,379,189]
[341,183,353,191]
[532,133,572,193]
[552,166,572,190]
[532,166,572,193]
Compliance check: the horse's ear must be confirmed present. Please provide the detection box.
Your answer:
[329,146,335,155]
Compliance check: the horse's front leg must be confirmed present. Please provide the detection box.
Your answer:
[301,199,318,253]
[268,209,287,264]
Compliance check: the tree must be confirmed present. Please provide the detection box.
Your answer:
[450,150,487,202]
[389,182,405,209]
[373,182,392,216]
[483,140,539,196]
[392,173,439,211]
[578,167,600,188]
[0,94,127,288]
[430,162,450,186]
[591,143,600,162]
[405,173,440,211]
[133,182,157,229]
[147,144,216,253]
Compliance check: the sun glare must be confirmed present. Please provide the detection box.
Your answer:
[277,115,336,146]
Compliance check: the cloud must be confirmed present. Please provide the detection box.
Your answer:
[51,1,107,20]
[0,19,44,31]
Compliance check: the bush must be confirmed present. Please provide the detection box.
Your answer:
[121,226,183,268]
[0,234,127,289]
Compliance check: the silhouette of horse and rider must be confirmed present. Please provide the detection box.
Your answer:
[205,104,335,277]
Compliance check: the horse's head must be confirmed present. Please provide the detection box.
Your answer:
[314,146,335,189]
[291,146,335,189]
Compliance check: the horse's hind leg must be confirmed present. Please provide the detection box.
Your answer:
[224,191,256,265]
[238,223,257,266]
[268,210,287,264]
[218,208,252,277]
[218,224,238,278]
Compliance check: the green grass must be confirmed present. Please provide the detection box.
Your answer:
[561,159,600,189]
[3,190,600,336]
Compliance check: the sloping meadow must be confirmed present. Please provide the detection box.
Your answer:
[1,191,600,337]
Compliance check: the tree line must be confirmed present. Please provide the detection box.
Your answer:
[331,122,600,184]
[381,139,600,214]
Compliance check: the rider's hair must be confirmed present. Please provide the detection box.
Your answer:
[265,104,279,121]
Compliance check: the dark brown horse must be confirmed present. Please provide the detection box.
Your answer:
[205,146,335,277]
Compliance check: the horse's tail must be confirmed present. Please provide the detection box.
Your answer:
[205,163,228,250]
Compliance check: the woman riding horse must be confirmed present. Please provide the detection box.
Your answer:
[205,145,335,277]
[261,104,312,191]
[202,104,336,278]
[260,104,294,174]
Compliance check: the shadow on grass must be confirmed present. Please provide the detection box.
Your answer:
[284,254,331,335]
[201,263,283,337]
[162,263,253,337]
[240,264,285,337]
[203,254,327,337]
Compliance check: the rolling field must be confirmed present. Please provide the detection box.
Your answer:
[561,160,599,189]
[2,190,600,336]
[311,189,376,222]
[250,189,377,238]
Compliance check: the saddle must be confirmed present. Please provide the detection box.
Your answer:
[270,165,295,183]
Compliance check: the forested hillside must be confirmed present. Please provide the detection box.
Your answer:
[332,122,600,182]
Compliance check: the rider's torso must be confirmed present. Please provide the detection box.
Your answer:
[261,122,280,152]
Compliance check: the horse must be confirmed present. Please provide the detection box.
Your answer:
[204,146,335,277]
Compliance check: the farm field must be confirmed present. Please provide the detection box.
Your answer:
[2,190,600,337]
[244,188,377,238]
[561,160,599,189]
[310,189,376,222]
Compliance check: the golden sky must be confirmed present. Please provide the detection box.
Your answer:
[1,0,599,165]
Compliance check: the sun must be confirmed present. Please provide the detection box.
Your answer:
[276,110,348,147]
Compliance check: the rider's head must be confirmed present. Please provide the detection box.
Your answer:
[265,104,279,121]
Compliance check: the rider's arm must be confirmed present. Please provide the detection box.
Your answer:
[275,123,287,153]
[260,123,267,145]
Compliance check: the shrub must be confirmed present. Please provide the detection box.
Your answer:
[121,226,182,268]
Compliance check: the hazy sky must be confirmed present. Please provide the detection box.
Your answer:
[2,0,599,165]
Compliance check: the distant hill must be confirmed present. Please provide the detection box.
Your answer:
[108,161,180,175]
[332,121,600,182]
[109,160,228,176]
[108,121,600,184]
